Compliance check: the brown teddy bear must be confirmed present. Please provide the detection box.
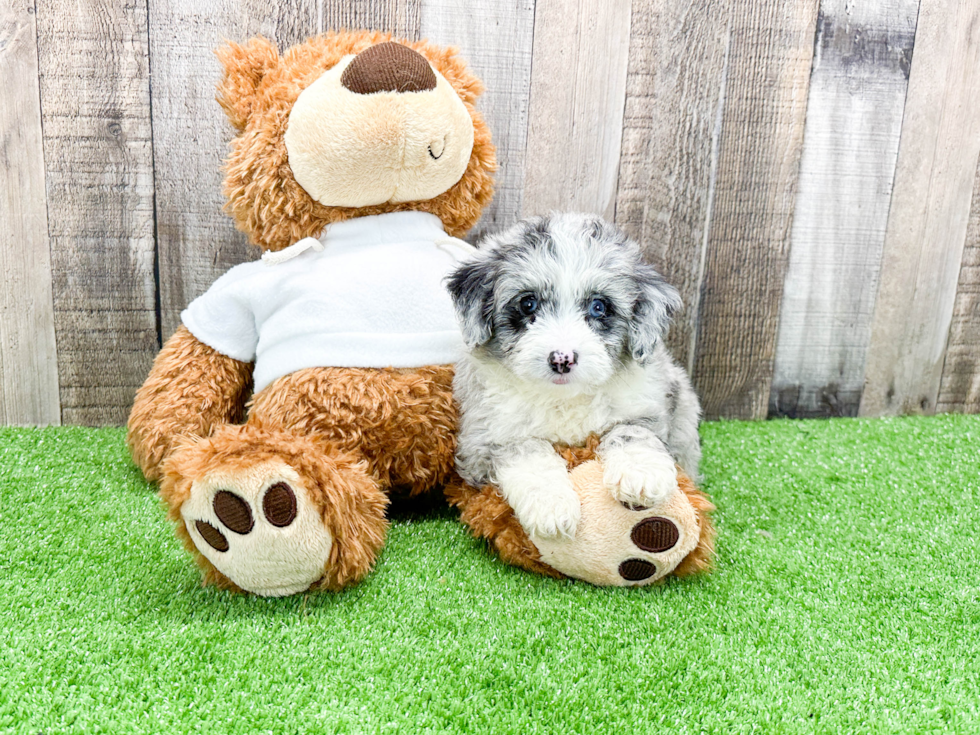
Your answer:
[128,31,495,596]
[128,30,713,596]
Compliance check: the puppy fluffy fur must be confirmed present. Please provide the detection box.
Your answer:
[446,213,702,539]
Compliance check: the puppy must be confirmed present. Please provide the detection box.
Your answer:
[446,213,702,539]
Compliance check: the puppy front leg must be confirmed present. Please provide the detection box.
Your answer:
[493,439,581,539]
[598,423,679,507]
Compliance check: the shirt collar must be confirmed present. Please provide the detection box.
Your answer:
[319,211,448,249]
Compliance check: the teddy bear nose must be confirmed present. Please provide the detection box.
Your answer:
[341,41,438,95]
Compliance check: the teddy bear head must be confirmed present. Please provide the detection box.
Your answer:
[216,30,497,251]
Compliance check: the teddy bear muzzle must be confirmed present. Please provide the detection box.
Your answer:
[284,42,475,209]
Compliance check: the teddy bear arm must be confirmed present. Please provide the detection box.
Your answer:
[127,325,253,482]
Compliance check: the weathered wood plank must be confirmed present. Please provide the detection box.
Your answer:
[420,0,535,238]
[149,1,321,339]
[769,0,919,419]
[690,0,819,420]
[321,0,421,38]
[521,0,633,221]
[614,0,732,371]
[0,0,60,425]
[58,310,159,426]
[35,0,157,426]
[859,0,980,417]
[935,154,980,411]
[61,388,149,426]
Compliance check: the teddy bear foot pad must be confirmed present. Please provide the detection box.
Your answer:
[181,461,334,597]
[528,460,702,587]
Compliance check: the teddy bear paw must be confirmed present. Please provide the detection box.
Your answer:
[530,460,701,586]
[180,461,334,597]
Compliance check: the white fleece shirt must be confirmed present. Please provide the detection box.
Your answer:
[181,211,471,394]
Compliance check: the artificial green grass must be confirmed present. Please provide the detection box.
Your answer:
[1,416,978,734]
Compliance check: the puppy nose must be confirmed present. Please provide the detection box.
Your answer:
[549,350,578,374]
[341,42,438,95]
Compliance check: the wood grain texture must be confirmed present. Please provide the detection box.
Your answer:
[935,153,980,411]
[859,0,980,417]
[0,0,60,425]
[521,0,633,221]
[11,0,980,425]
[149,1,320,339]
[690,0,819,420]
[35,0,157,426]
[614,0,732,372]
[322,0,421,38]
[769,0,918,419]
[420,0,535,239]
[56,311,158,426]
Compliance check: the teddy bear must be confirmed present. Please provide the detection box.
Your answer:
[127,31,496,597]
[128,30,713,596]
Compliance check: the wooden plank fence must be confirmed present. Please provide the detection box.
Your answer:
[2,0,980,426]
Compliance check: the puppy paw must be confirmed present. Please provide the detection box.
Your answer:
[602,449,678,507]
[511,482,582,540]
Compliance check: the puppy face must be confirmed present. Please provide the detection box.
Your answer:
[447,213,681,391]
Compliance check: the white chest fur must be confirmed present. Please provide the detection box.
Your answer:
[457,357,667,447]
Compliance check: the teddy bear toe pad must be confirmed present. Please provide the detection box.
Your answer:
[181,462,333,597]
[194,483,298,550]
[630,515,681,552]
[530,461,699,586]
[614,516,682,581]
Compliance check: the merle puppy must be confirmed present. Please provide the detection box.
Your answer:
[446,213,702,539]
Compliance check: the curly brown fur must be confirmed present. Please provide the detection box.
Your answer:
[248,365,457,495]
[555,434,603,468]
[447,435,716,580]
[671,472,717,577]
[162,424,390,592]
[127,326,253,482]
[217,31,496,251]
[444,476,563,578]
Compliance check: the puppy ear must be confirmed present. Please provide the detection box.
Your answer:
[446,253,497,347]
[629,264,682,363]
[215,37,280,132]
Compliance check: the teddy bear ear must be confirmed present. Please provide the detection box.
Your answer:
[215,37,280,131]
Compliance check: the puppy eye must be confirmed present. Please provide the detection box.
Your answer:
[588,297,608,318]
[519,294,539,316]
